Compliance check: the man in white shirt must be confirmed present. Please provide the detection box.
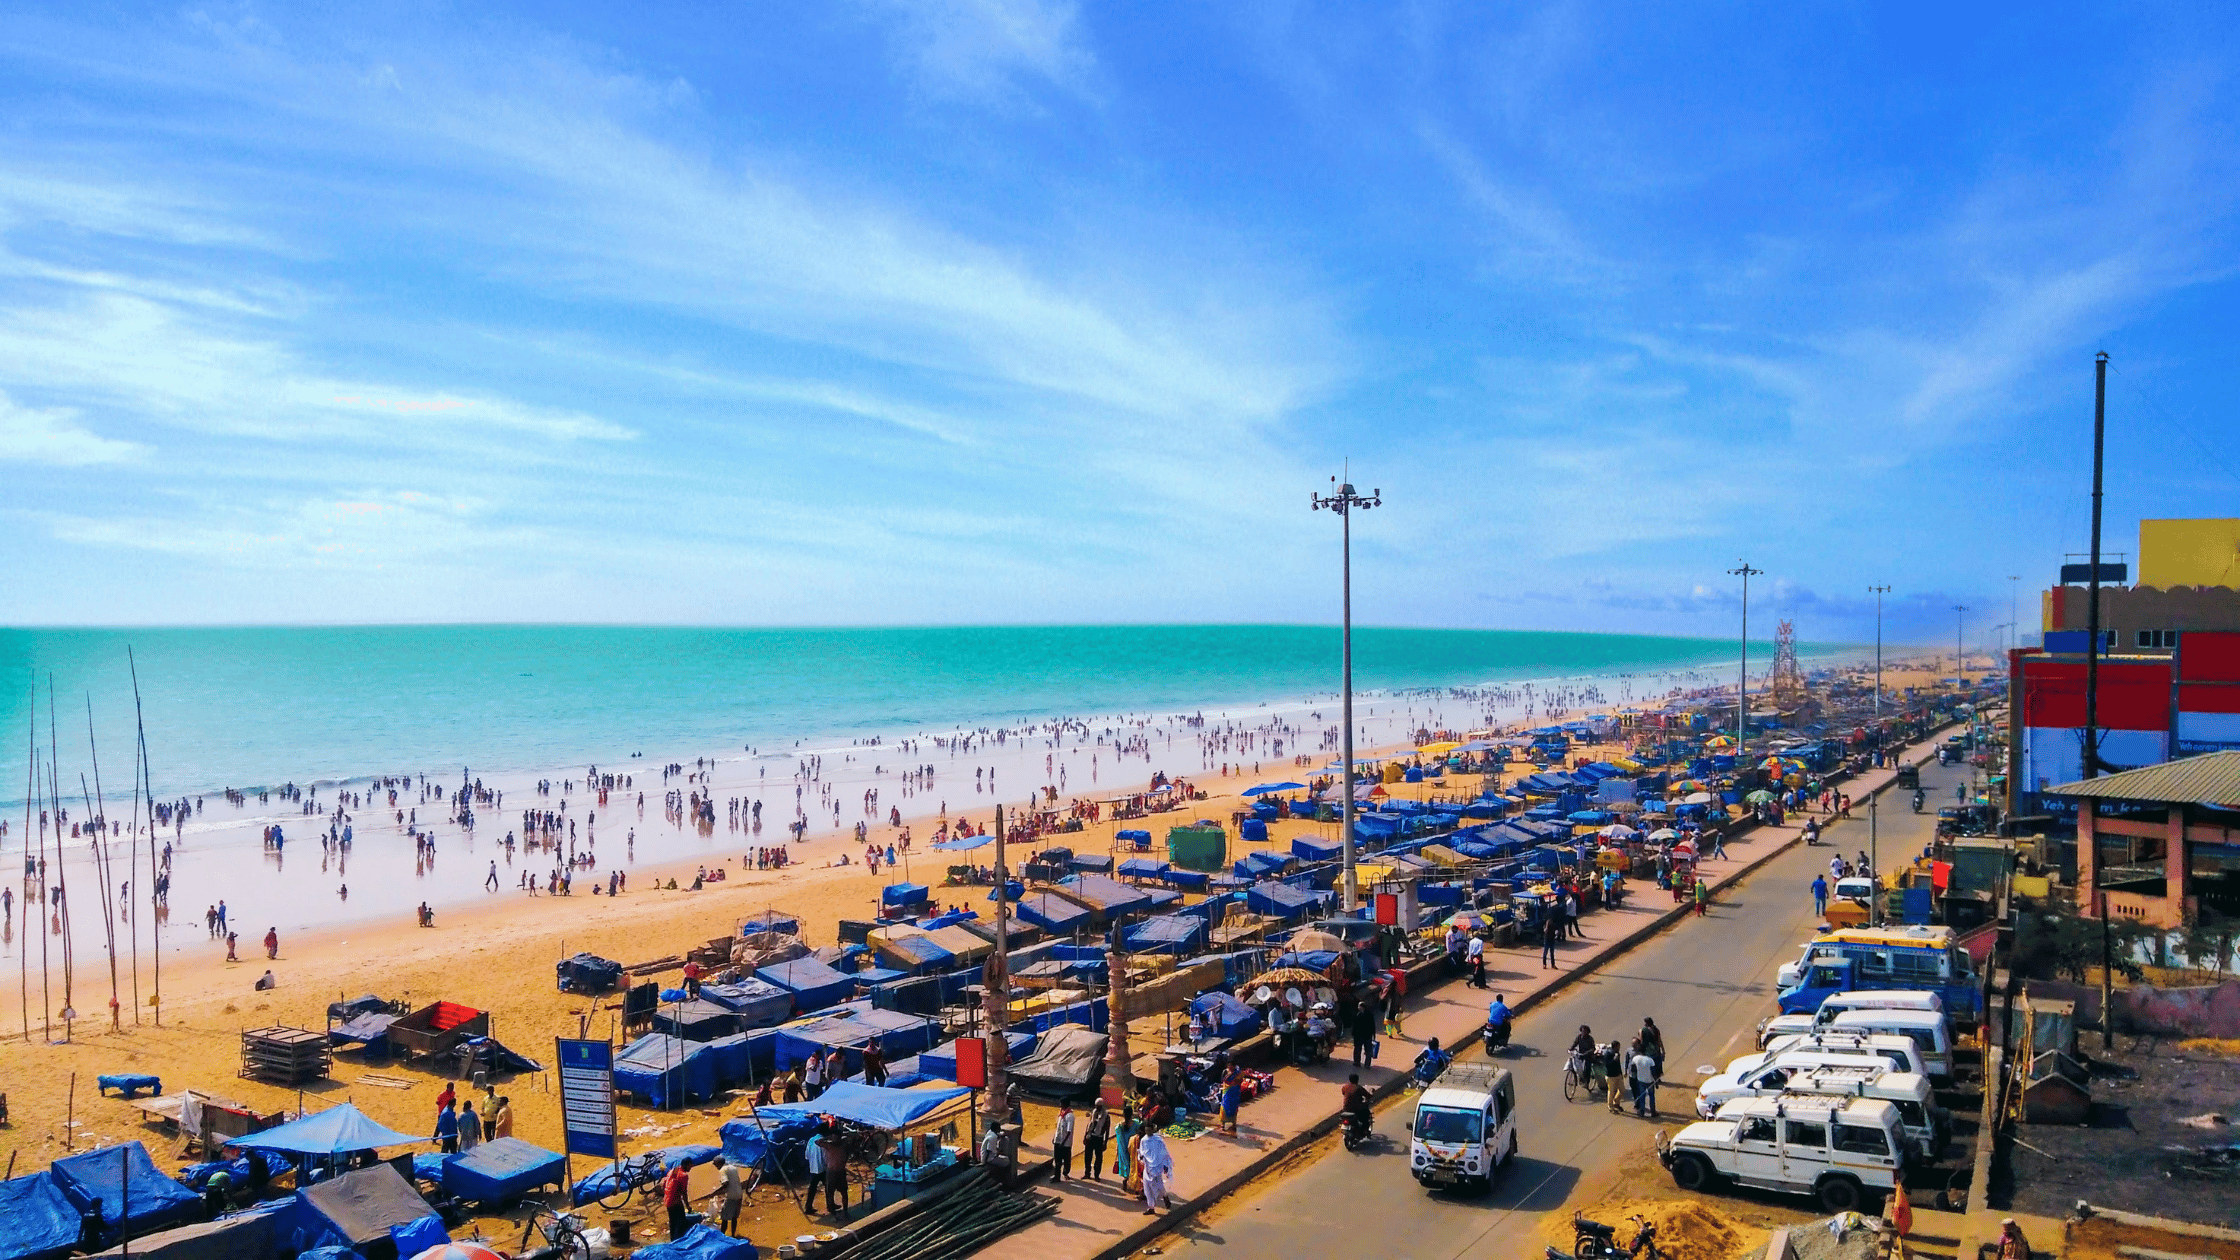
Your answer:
[1051,1103,1076,1180]
[1628,1045,1659,1117]
[804,1049,825,1100]
[1466,934,1487,989]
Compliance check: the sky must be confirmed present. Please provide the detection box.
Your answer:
[0,3,2235,645]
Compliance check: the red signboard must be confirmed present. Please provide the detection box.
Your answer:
[2180,632,2240,683]
[2019,659,2173,731]
[954,1035,986,1089]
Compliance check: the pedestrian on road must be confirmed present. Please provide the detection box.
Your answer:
[1628,1044,1659,1116]
[1444,923,1465,976]
[1467,933,1487,988]
[1052,1103,1076,1179]
[1639,1017,1665,1078]
[1540,925,1558,969]
[1082,1101,1111,1180]
[1693,878,1709,917]
[1710,832,1727,860]
[1811,874,1828,916]
[1350,996,1378,1067]
[1137,1130,1174,1214]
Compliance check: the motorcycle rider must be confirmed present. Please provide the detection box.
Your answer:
[1484,993,1513,1047]
[1339,1072,1372,1143]
[1912,788,1925,813]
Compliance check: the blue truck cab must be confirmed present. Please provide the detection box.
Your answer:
[1773,925,1982,1025]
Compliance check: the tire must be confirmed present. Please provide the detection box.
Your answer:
[1574,1239,1604,1260]
[1563,1068,1580,1102]
[1670,1153,1717,1193]
[1816,1175,1863,1214]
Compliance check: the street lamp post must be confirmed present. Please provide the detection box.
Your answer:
[1953,604,1968,683]
[1729,562,1763,763]
[1313,476,1380,912]
[1868,586,1891,721]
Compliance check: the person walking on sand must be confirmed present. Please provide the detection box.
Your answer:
[434,1099,459,1153]
[457,1100,481,1153]
[1052,1102,1075,1180]
[225,931,239,962]
[485,861,498,891]
[662,1159,692,1239]
[263,927,279,959]
[713,1155,743,1235]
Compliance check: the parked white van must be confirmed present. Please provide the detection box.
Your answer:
[1779,1068,1949,1162]
[1827,1008,1954,1081]
[1757,990,1945,1048]
[1696,1050,1897,1117]
[1759,1031,1927,1078]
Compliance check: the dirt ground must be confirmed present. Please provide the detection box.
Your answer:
[2004,1032,2240,1228]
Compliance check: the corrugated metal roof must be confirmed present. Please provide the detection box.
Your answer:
[2045,751,2240,804]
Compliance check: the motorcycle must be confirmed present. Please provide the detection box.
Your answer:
[1548,1213,1662,1260]
[1911,789,1925,814]
[1482,1018,1512,1054]
[1341,1106,1372,1151]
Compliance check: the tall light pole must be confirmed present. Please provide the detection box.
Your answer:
[2008,575,2021,658]
[1313,475,1380,912]
[1953,604,1968,683]
[1868,586,1891,720]
[1729,562,1763,762]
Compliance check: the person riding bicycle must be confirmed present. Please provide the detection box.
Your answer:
[1569,1024,1596,1060]
[1413,1037,1451,1084]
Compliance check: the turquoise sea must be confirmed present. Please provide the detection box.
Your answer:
[0,625,1779,810]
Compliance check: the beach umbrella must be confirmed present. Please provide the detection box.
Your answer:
[1668,779,1705,793]
[1743,789,1776,804]
[1599,823,1639,840]
[1646,827,1678,841]
[1456,740,1499,752]
[227,1102,421,1154]
[410,1245,506,1260]
[1417,741,1461,755]
[1682,791,1714,805]
[1704,735,1736,751]
[1242,782,1307,796]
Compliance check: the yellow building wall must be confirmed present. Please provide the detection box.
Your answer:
[2140,518,2240,589]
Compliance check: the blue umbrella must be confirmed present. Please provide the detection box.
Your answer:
[1241,782,1307,796]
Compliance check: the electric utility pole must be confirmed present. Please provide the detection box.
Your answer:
[1869,586,1891,720]
[1729,562,1763,762]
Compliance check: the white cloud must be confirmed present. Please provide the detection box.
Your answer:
[868,0,1098,106]
[0,391,141,465]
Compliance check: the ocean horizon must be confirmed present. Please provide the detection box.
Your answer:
[0,623,1839,815]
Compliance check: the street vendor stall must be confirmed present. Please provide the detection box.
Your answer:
[384,1000,488,1062]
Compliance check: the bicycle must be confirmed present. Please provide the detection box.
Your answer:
[592,1152,666,1210]
[519,1205,594,1260]
[1563,1049,1586,1102]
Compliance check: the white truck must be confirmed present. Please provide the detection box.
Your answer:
[1408,1060,1518,1194]
[1658,1094,1906,1213]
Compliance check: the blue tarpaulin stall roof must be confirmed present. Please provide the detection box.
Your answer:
[749,1082,971,1131]
[1140,886,1182,909]
[917,1031,1035,1082]
[0,1172,80,1260]
[1119,913,1206,955]
[853,966,910,987]
[615,1034,719,1107]
[740,912,800,936]
[1115,829,1152,843]
[632,1223,759,1260]
[873,934,953,974]
[1291,836,1343,862]
[881,883,929,907]
[1068,854,1113,873]
[1052,873,1151,918]
[441,1138,565,1204]
[1117,857,1169,879]
[1187,991,1264,1039]
[1232,850,1291,879]
[1011,891,1092,933]
[228,1104,420,1155]
[654,1000,742,1042]
[1164,868,1209,891]
[290,1164,439,1256]
[774,1008,941,1074]
[1248,880,1327,920]
[755,957,856,1014]
[696,977,794,1027]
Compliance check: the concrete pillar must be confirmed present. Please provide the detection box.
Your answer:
[2079,806,2099,918]
[2171,808,2191,925]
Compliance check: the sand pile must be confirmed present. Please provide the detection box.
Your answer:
[1541,1198,1769,1260]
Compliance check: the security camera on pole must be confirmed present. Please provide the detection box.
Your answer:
[1312,474,1379,912]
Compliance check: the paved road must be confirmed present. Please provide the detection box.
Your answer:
[1160,757,1965,1260]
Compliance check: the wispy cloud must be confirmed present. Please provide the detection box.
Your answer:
[866,0,1099,108]
[0,390,142,465]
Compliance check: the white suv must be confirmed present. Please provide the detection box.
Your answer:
[1659,1095,1904,1214]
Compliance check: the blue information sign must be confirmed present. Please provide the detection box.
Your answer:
[555,1038,616,1159]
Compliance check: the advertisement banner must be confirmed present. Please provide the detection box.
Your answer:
[555,1038,616,1160]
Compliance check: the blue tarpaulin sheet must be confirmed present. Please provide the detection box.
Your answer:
[1290,836,1342,862]
[1120,913,1206,955]
[228,1104,420,1155]
[1164,868,1209,891]
[615,1034,719,1107]
[654,1000,742,1042]
[882,882,929,907]
[916,1031,1036,1081]
[1248,880,1326,920]
[1068,854,1113,873]
[696,978,794,1027]
[442,1138,566,1203]
[1118,857,1170,879]
[750,1081,972,1131]
[632,1223,760,1260]
[755,957,856,1014]
[1011,891,1092,933]
[1020,998,1109,1033]
[1052,873,1151,918]
[0,1173,79,1260]
[740,912,801,935]
[51,1142,202,1243]
[1233,850,1290,879]
[773,1009,941,1075]
[1187,991,1264,1039]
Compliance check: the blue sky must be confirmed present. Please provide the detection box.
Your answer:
[0,3,2234,645]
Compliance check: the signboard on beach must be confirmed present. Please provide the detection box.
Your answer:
[555,1038,616,1159]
